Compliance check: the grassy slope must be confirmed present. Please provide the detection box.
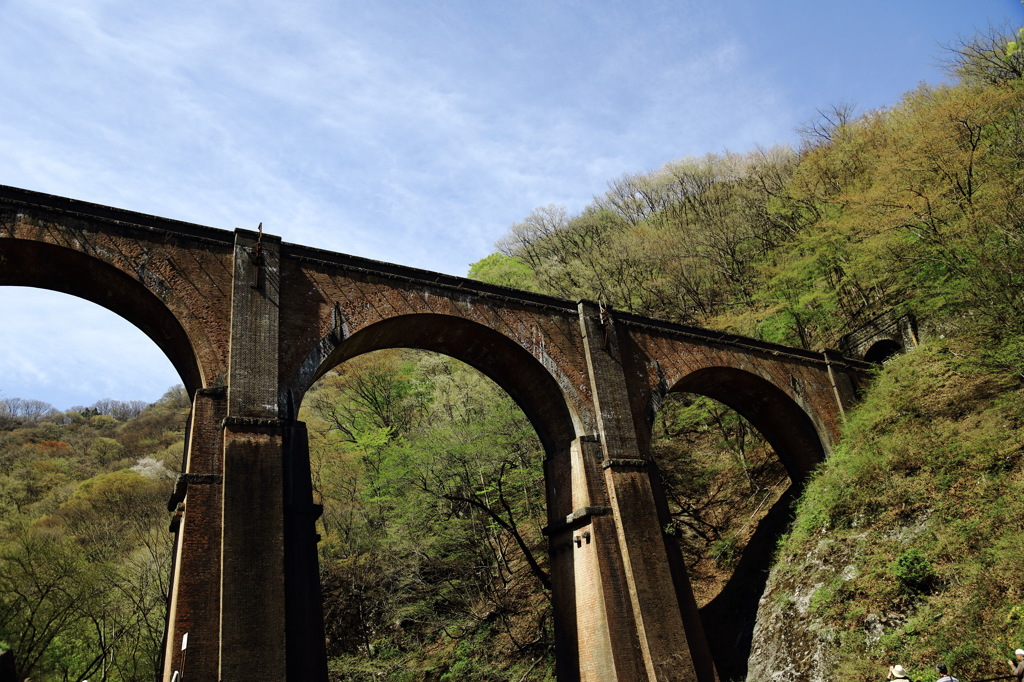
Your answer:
[762,336,1024,680]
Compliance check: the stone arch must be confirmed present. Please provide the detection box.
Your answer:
[0,238,204,395]
[670,366,826,483]
[662,365,827,681]
[290,313,580,455]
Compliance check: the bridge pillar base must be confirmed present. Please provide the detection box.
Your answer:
[219,418,288,680]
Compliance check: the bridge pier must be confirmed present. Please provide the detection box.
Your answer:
[219,418,289,678]
[570,302,718,681]
[548,436,648,681]
[162,388,227,681]
[282,421,329,681]
[163,228,327,681]
[163,414,326,681]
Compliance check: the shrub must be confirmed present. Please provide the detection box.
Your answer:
[892,547,935,596]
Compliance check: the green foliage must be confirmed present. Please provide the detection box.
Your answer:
[492,150,801,327]
[891,547,935,596]
[773,338,1024,679]
[711,531,741,569]
[86,436,125,465]
[302,350,553,680]
[0,387,184,680]
[467,252,540,291]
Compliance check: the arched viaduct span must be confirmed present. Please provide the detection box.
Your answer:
[0,186,869,682]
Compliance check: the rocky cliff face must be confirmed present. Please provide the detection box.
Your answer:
[745,535,843,682]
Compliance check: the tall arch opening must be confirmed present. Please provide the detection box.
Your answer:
[1,287,183,409]
[0,285,191,681]
[295,313,579,455]
[652,367,826,681]
[0,240,205,396]
[287,313,581,679]
[298,343,562,679]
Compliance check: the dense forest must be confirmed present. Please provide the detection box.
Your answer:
[0,391,188,680]
[2,22,1023,682]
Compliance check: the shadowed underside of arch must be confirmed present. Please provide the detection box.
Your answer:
[0,239,202,396]
[672,366,826,483]
[298,313,579,456]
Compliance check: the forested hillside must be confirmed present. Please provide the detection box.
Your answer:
[1,23,1022,682]
[476,26,1024,353]
[0,390,189,681]
[302,23,1024,681]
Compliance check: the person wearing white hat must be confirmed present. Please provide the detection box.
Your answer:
[886,663,912,680]
[1008,648,1024,681]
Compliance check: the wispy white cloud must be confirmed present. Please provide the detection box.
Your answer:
[0,288,180,409]
[0,0,1018,406]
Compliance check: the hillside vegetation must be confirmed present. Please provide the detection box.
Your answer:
[0,390,189,680]
[751,336,1024,680]
[1,23,1022,682]
[470,24,1024,681]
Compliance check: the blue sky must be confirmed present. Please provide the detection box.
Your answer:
[1,0,1021,410]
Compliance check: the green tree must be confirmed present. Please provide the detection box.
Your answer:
[467,252,540,292]
[942,23,1024,85]
[303,351,553,679]
[0,526,108,679]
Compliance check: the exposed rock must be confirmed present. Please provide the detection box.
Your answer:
[746,536,841,681]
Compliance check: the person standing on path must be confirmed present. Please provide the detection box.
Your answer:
[1008,648,1024,681]
[935,662,959,682]
[886,663,912,680]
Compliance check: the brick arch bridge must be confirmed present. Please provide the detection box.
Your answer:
[0,186,869,682]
